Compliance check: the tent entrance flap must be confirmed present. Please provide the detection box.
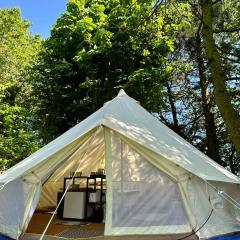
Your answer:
[38,126,105,209]
[105,129,191,235]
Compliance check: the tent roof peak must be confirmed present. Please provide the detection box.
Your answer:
[117,89,127,97]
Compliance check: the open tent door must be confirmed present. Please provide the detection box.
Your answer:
[23,126,107,237]
[104,128,192,235]
[38,126,105,209]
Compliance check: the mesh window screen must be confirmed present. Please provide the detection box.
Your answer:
[110,134,187,227]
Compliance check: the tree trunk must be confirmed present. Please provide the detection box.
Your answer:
[195,33,220,162]
[228,145,237,174]
[201,0,240,155]
[166,82,182,136]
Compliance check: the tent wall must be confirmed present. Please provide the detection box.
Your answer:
[186,177,240,239]
[104,128,240,239]
[104,129,192,235]
[0,179,42,239]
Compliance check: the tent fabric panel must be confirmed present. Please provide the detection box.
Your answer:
[0,179,41,239]
[22,128,99,185]
[104,127,240,238]
[110,129,200,230]
[110,143,188,227]
[38,127,105,208]
[101,91,240,184]
[105,226,191,235]
[38,181,61,209]
[104,129,191,235]
[110,129,188,181]
[186,177,240,238]
[20,181,42,235]
[104,127,113,236]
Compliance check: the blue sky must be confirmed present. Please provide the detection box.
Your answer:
[0,0,68,38]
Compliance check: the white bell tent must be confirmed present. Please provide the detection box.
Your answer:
[0,90,240,239]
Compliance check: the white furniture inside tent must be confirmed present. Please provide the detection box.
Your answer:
[0,89,240,239]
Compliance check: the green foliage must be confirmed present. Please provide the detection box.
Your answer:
[33,0,175,142]
[160,0,240,173]
[0,105,39,170]
[0,8,41,171]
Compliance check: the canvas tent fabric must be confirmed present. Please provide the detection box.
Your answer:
[0,89,240,239]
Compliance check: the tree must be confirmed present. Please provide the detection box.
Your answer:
[157,0,239,170]
[32,0,175,143]
[200,0,240,155]
[0,8,41,171]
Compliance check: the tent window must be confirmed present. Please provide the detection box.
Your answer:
[110,134,187,227]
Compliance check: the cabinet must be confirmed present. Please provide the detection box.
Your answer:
[58,175,106,221]
[63,192,93,219]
